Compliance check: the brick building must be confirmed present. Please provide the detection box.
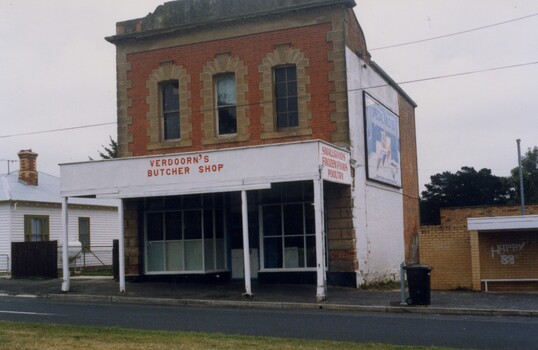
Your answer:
[60,0,419,299]
[420,205,538,291]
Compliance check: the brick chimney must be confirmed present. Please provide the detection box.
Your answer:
[18,149,38,186]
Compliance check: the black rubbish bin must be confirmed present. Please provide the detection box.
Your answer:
[404,264,432,306]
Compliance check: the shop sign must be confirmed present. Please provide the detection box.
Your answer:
[319,144,352,185]
[61,141,351,198]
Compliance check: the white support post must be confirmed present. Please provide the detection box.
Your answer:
[314,178,327,301]
[118,199,126,293]
[241,190,253,297]
[61,197,70,292]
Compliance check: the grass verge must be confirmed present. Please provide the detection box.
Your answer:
[0,321,459,350]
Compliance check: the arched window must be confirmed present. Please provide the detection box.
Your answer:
[259,44,311,139]
[146,62,192,150]
[201,53,249,145]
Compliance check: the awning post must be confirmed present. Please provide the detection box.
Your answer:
[241,190,253,297]
[314,178,327,301]
[61,197,70,292]
[118,199,126,293]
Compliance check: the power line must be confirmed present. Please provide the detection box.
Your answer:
[369,12,538,51]
[376,60,538,87]
[1,59,537,139]
[0,122,116,139]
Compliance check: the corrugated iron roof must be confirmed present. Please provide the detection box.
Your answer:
[0,171,117,207]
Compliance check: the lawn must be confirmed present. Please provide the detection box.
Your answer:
[0,321,459,350]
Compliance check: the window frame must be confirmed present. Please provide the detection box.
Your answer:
[274,65,299,129]
[78,217,91,250]
[144,194,228,274]
[24,215,50,242]
[259,45,311,139]
[160,80,180,141]
[214,73,238,136]
[258,182,318,272]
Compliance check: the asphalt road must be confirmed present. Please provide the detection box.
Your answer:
[0,297,537,349]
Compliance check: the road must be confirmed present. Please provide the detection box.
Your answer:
[0,296,537,349]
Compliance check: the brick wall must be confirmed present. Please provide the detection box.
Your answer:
[441,204,538,226]
[419,225,473,290]
[344,8,370,63]
[479,231,538,280]
[124,23,337,157]
[399,95,420,264]
[420,224,538,291]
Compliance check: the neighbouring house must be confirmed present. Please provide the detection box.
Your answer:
[0,150,119,272]
[420,205,538,291]
[60,0,419,299]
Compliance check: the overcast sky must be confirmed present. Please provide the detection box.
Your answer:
[1,0,537,192]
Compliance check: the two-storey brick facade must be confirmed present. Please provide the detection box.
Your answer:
[60,0,419,298]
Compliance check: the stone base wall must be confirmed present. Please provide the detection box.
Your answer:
[123,199,140,275]
[325,182,357,272]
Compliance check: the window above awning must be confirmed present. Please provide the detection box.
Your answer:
[60,140,351,199]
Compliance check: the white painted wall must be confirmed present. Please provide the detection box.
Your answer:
[0,203,11,271]
[346,47,405,285]
[0,202,118,270]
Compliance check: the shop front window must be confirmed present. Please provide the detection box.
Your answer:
[145,194,227,274]
[259,182,316,270]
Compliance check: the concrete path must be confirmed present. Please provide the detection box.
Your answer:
[1,277,537,317]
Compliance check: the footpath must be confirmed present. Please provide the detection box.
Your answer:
[0,277,537,317]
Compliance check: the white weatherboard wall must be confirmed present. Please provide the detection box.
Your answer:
[0,203,11,271]
[346,47,405,285]
[65,206,119,266]
[6,203,118,269]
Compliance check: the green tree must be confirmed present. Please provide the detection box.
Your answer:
[510,146,538,205]
[420,166,513,225]
[89,136,118,160]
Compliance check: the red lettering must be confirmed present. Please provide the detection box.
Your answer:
[328,169,344,180]
[198,164,224,173]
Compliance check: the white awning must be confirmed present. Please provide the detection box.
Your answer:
[60,140,351,199]
[468,215,538,232]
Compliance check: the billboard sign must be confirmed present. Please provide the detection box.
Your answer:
[363,92,401,187]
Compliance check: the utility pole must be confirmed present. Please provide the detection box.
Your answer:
[516,139,525,215]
